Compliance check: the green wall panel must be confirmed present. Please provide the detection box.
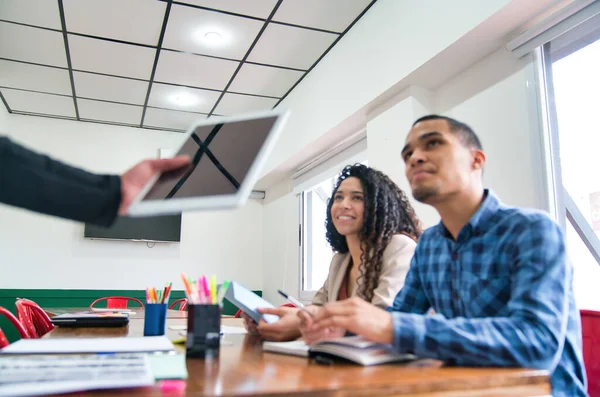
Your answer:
[0,288,260,344]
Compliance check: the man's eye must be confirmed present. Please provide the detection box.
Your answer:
[426,140,440,148]
[402,152,412,161]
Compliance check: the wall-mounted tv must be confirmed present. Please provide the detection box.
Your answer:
[84,214,182,242]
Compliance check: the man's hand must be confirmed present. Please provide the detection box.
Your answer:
[297,305,345,345]
[256,306,301,342]
[118,156,191,215]
[309,297,395,345]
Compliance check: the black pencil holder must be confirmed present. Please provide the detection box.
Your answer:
[186,304,221,359]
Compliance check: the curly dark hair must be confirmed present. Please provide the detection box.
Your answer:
[325,164,422,303]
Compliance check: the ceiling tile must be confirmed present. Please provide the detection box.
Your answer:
[73,71,149,105]
[0,0,61,29]
[68,35,156,79]
[148,83,220,113]
[63,0,165,46]
[214,93,277,115]
[144,107,207,131]
[0,60,72,95]
[176,0,278,19]
[0,22,67,67]
[154,50,238,90]
[78,98,143,125]
[247,23,337,69]
[229,63,302,97]
[1,88,74,117]
[163,4,263,60]
[273,0,372,32]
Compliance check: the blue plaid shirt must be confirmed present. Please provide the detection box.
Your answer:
[389,190,586,396]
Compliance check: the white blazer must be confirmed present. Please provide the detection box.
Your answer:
[311,234,416,308]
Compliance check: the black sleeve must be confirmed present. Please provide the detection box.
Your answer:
[0,136,121,226]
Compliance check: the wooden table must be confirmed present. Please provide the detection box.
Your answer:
[41,313,551,396]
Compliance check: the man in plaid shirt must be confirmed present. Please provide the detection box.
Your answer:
[300,115,586,396]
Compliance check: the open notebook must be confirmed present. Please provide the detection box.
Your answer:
[263,336,416,366]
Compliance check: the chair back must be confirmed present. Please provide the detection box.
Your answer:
[168,298,187,311]
[581,309,600,396]
[89,296,144,309]
[15,299,54,339]
[0,306,29,348]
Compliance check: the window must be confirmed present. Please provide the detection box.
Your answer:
[299,174,337,300]
[543,14,600,310]
[298,159,368,301]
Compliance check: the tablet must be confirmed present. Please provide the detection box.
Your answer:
[127,109,289,217]
[224,282,279,324]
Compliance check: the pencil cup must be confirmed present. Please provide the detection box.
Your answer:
[144,303,167,336]
[186,304,221,359]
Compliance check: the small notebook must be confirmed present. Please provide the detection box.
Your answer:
[263,336,416,366]
[51,311,129,327]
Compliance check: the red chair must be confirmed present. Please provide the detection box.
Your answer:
[168,298,187,311]
[15,298,54,339]
[89,296,144,310]
[0,306,29,348]
[581,309,600,397]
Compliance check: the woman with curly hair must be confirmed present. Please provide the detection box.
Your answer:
[245,164,422,341]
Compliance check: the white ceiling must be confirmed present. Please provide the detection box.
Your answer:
[0,0,375,132]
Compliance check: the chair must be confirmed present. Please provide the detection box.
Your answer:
[581,310,600,397]
[0,306,29,348]
[15,298,54,339]
[89,296,144,309]
[168,298,188,311]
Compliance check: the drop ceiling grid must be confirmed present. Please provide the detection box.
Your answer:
[0,0,377,131]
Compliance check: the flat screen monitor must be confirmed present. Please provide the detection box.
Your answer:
[83,214,181,242]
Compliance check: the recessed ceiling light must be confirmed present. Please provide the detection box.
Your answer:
[204,31,222,45]
[170,92,198,107]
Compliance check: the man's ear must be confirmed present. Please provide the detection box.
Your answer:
[472,149,486,171]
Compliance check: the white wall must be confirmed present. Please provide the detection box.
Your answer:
[0,111,263,290]
[263,0,513,178]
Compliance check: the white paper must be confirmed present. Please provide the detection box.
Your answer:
[0,354,154,397]
[0,336,174,354]
[168,325,247,334]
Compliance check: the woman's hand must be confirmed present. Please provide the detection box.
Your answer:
[297,305,345,345]
[241,312,259,335]
[256,306,302,342]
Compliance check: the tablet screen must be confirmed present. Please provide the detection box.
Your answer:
[141,116,278,201]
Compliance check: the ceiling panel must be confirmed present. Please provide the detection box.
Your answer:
[1,88,75,117]
[247,23,337,69]
[163,4,263,60]
[0,0,373,129]
[154,50,238,90]
[0,22,67,67]
[68,35,156,79]
[78,98,143,125]
[273,0,372,32]
[148,83,220,113]
[214,93,278,116]
[229,63,302,97]
[73,71,149,105]
[143,107,207,131]
[176,0,278,19]
[0,0,62,30]
[0,60,72,95]
[63,0,165,45]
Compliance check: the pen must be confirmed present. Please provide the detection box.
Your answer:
[277,289,314,317]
